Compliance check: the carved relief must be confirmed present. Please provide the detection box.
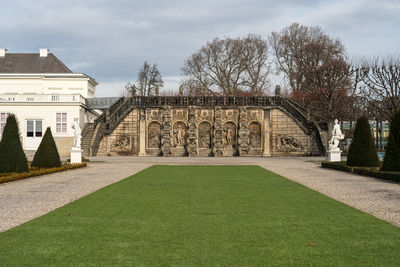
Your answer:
[198,121,212,148]
[223,122,236,148]
[111,135,132,152]
[146,109,161,122]
[197,109,212,122]
[147,121,161,149]
[213,107,224,156]
[222,109,238,122]
[161,107,173,156]
[238,107,250,155]
[173,121,186,147]
[248,122,261,148]
[187,106,198,156]
[247,109,262,122]
[172,109,187,122]
[276,134,304,152]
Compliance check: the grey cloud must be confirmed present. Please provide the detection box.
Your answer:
[1,0,399,96]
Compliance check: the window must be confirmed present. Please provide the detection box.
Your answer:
[8,97,15,101]
[26,120,42,137]
[0,113,10,134]
[51,95,60,102]
[26,97,34,102]
[56,113,67,133]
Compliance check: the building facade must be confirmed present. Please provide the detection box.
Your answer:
[0,49,99,156]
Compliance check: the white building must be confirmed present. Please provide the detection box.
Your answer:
[0,48,99,156]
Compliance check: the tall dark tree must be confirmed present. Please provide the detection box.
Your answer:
[0,114,28,173]
[31,127,61,168]
[181,34,271,96]
[347,116,379,167]
[381,110,400,171]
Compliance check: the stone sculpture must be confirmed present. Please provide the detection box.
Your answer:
[72,119,81,148]
[327,119,345,162]
[329,119,344,151]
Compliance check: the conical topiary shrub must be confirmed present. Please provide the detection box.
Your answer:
[0,114,28,173]
[31,127,61,168]
[347,116,379,167]
[381,110,400,171]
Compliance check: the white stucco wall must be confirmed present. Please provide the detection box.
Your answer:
[0,74,96,98]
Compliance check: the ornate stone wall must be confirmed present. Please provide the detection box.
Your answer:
[270,109,319,155]
[97,109,139,156]
[96,105,324,157]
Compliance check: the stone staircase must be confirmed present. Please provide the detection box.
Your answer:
[81,123,95,157]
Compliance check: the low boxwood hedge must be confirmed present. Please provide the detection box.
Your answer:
[0,163,87,184]
[321,161,400,183]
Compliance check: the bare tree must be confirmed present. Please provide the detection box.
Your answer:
[135,61,163,96]
[361,56,400,120]
[181,34,271,96]
[124,82,137,97]
[269,23,358,124]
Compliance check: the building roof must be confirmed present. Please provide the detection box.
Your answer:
[0,53,72,73]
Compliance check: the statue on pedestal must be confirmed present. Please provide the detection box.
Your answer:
[72,119,82,148]
[327,119,344,162]
[329,119,344,151]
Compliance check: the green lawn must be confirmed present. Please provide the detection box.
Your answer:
[1,165,399,266]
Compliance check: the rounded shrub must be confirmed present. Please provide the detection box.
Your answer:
[347,116,379,167]
[31,127,61,168]
[0,114,28,173]
[381,110,400,171]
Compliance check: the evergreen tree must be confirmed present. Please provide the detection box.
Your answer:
[31,127,61,168]
[381,110,400,171]
[0,114,28,173]
[347,116,379,167]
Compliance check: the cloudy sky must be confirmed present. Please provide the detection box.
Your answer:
[1,0,399,96]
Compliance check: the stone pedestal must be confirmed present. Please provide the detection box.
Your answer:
[222,148,236,157]
[71,147,83,164]
[327,150,342,162]
[171,146,186,157]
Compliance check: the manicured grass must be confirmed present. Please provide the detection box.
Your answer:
[1,165,399,266]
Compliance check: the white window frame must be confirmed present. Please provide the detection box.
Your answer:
[0,112,10,134]
[26,119,43,138]
[51,95,60,102]
[56,112,67,133]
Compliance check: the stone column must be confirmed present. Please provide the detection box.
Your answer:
[238,107,250,156]
[263,109,271,156]
[138,109,146,156]
[187,106,198,157]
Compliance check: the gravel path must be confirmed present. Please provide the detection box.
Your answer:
[0,161,151,233]
[1,157,399,233]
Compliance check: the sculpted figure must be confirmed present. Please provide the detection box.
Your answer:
[329,119,345,151]
[150,130,160,148]
[225,126,233,147]
[71,119,82,148]
[174,124,184,146]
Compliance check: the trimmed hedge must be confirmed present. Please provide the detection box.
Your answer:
[0,163,87,184]
[382,110,400,171]
[0,114,28,173]
[347,116,379,167]
[321,161,400,183]
[31,127,61,168]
